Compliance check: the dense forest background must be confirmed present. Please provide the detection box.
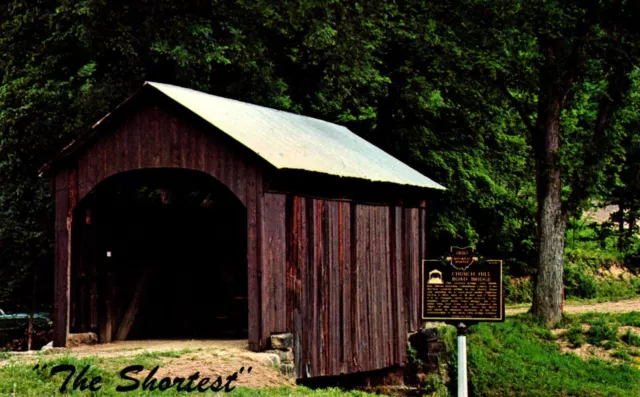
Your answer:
[2,0,640,316]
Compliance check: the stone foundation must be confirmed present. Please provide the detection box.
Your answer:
[65,332,98,348]
[297,325,454,395]
[264,333,295,378]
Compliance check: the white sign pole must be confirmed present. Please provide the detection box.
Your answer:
[457,323,468,397]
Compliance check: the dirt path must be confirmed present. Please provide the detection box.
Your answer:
[507,297,640,316]
[1,339,295,388]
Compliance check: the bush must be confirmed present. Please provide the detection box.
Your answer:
[586,318,619,346]
[566,325,585,347]
[612,348,631,361]
[595,276,640,300]
[621,329,640,347]
[505,276,533,304]
[564,262,598,299]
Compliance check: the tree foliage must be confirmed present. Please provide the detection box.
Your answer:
[1,0,639,318]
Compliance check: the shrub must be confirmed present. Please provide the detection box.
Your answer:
[564,262,598,299]
[612,348,631,361]
[566,325,585,347]
[621,329,640,347]
[420,372,451,397]
[505,276,533,304]
[587,318,619,346]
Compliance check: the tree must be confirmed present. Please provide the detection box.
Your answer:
[3,0,638,327]
[454,0,640,325]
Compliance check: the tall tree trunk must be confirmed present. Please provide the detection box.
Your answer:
[531,39,567,326]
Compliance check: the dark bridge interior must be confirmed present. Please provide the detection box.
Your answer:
[71,169,248,340]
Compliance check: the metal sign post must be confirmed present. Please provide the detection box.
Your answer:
[421,246,505,397]
[456,323,468,397]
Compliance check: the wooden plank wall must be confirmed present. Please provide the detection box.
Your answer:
[53,98,265,349]
[74,102,259,208]
[275,194,425,378]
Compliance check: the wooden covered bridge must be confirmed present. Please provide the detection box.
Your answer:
[39,82,445,379]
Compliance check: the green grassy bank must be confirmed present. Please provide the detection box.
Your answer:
[466,313,640,397]
[3,313,640,396]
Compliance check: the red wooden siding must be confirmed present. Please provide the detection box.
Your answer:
[74,103,259,206]
[260,193,287,345]
[283,195,424,378]
[53,97,266,350]
[51,93,430,379]
[53,170,70,347]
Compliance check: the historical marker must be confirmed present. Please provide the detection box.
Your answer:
[421,246,504,322]
[421,246,504,397]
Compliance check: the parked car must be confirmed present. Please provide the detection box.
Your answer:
[0,308,53,350]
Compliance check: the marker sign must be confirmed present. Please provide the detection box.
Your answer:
[421,247,504,322]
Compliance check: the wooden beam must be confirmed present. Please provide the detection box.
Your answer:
[115,266,150,341]
[53,167,76,347]
[100,268,114,343]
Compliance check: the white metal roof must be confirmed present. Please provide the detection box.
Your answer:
[143,81,445,190]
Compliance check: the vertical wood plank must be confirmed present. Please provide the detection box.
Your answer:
[359,205,371,372]
[247,166,260,351]
[370,206,380,370]
[306,197,318,376]
[149,106,160,167]
[217,136,226,185]
[297,197,309,378]
[350,202,360,373]
[103,129,115,179]
[330,202,340,375]
[390,205,403,364]
[274,194,287,333]
[257,168,265,349]
[125,111,137,171]
[78,155,88,200]
[285,195,296,334]
[411,208,420,332]
[260,193,286,340]
[295,197,307,377]
[116,122,126,174]
[419,200,428,269]
[384,207,393,366]
[170,115,181,167]
[94,139,105,188]
[53,170,69,347]
[340,202,352,374]
[235,161,247,206]
[186,121,196,170]
[88,215,98,331]
[158,106,171,167]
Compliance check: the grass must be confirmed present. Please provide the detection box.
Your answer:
[467,314,640,397]
[137,348,193,359]
[572,311,640,327]
[586,318,619,346]
[622,329,640,347]
[566,324,585,347]
[4,312,640,396]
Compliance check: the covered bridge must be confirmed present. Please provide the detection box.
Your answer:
[39,82,445,379]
